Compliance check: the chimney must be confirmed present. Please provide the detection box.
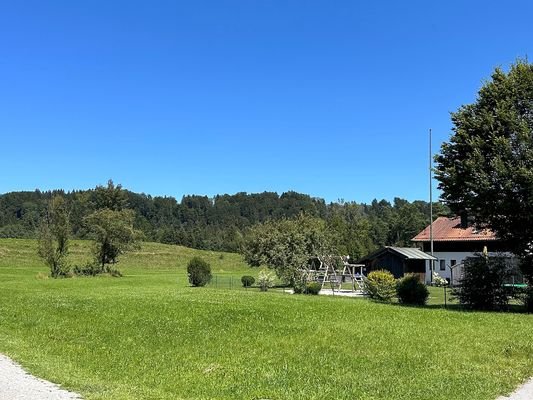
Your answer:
[460,212,468,229]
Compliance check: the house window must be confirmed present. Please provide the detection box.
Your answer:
[440,260,446,271]
[451,260,456,267]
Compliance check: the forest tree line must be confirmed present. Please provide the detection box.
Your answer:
[0,182,449,259]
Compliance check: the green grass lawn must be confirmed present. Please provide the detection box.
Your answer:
[0,239,532,399]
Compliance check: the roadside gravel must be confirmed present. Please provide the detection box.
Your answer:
[0,354,81,400]
[497,378,533,400]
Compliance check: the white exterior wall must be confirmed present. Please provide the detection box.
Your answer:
[425,251,476,283]
[425,251,513,283]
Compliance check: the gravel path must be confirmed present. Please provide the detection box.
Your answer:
[497,378,533,400]
[0,354,81,399]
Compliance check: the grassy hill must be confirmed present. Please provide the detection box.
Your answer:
[0,239,532,399]
[0,238,250,273]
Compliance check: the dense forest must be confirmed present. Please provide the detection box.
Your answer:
[0,183,450,259]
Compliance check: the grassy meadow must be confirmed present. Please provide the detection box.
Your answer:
[0,238,532,399]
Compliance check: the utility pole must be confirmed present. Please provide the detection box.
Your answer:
[429,128,434,284]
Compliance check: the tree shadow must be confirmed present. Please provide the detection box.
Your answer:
[392,302,528,314]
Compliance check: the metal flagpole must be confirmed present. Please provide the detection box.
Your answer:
[429,128,434,284]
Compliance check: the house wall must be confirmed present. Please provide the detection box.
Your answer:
[420,241,507,253]
[418,241,512,283]
[424,251,475,283]
[424,251,514,284]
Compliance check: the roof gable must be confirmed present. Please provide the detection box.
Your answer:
[358,246,436,263]
[412,216,497,242]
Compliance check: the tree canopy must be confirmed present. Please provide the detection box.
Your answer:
[435,59,533,278]
[241,214,333,284]
[0,185,447,258]
[84,181,142,273]
[85,208,142,272]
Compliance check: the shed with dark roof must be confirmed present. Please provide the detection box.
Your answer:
[357,246,437,280]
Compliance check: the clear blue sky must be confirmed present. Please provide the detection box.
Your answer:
[1,1,531,203]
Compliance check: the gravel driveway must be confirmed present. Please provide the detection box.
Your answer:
[497,378,533,400]
[0,354,81,399]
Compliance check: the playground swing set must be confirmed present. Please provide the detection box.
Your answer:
[300,255,366,293]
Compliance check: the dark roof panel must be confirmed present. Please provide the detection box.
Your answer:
[358,246,436,263]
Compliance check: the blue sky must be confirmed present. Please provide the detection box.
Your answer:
[1,1,532,203]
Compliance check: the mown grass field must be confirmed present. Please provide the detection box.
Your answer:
[0,239,532,399]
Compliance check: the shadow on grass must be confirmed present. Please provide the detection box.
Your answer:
[387,301,529,314]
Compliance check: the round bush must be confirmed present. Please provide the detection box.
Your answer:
[257,269,275,291]
[241,275,255,287]
[364,270,397,302]
[187,257,212,287]
[305,282,321,295]
[453,256,516,311]
[397,274,429,305]
[292,277,307,294]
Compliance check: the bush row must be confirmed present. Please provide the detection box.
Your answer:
[194,256,531,312]
[364,270,429,305]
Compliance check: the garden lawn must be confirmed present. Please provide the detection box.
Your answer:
[0,239,532,400]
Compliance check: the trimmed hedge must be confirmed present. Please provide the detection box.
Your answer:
[187,257,212,287]
[305,282,321,295]
[397,274,429,306]
[241,275,255,287]
[364,270,396,302]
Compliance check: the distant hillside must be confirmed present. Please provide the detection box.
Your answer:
[0,238,250,275]
[0,185,449,258]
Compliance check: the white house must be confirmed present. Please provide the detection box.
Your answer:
[411,216,510,284]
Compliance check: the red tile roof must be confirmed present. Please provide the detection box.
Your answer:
[412,216,497,242]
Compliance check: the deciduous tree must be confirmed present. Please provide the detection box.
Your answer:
[435,60,533,281]
[38,196,70,277]
[85,208,142,273]
[241,214,333,285]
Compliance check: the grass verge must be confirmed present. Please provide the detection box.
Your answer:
[0,239,532,399]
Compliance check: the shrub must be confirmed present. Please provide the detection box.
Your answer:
[292,274,307,294]
[363,270,396,302]
[526,286,533,313]
[38,196,71,278]
[305,282,321,295]
[293,281,304,294]
[397,274,429,306]
[35,272,49,280]
[73,262,122,277]
[432,271,448,287]
[109,268,123,277]
[512,285,533,313]
[187,257,212,287]
[241,275,255,287]
[73,262,100,276]
[517,257,533,313]
[452,255,515,311]
[257,269,275,292]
